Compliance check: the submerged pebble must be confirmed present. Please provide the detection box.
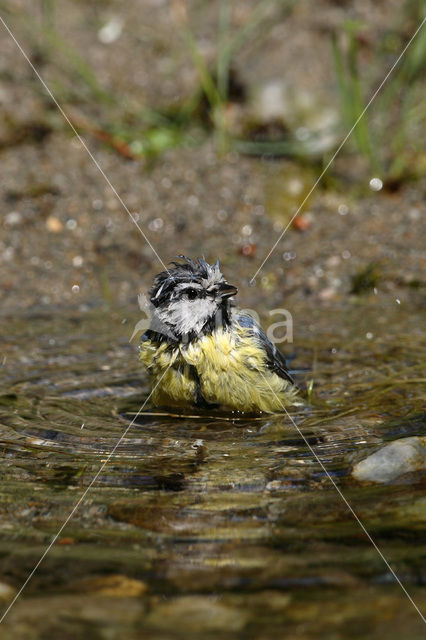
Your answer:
[352,437,426,483]
[71,574,148,597]
[0,581,17,602]
[145,596,248,633]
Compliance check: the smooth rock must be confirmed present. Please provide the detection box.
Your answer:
[352,437,426,483]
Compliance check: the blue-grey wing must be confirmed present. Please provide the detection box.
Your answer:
[236,313,295,385]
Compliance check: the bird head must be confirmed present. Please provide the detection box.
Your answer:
[148,256,237,341]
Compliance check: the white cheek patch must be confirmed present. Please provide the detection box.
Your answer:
[161,298,217,334]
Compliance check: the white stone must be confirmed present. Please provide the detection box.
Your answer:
[352,437,426,483]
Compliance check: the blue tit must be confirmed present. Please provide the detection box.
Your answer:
[139,256,299,413]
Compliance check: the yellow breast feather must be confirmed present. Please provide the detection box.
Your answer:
[139,340,196,406]
[140,327,298,413]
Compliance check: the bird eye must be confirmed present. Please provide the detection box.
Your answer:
[186,288,198,300]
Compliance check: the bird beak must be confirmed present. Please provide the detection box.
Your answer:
[218,283,238,299]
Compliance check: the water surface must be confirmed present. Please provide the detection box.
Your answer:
[0,300,425,638]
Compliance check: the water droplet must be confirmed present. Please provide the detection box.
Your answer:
[148,218,163,231]
[5,211,22,225]
[72,255,83,268]
[369,177,383,192]
[66,218,77,230]
[287,178,303,196]
[98,16,123,44]
[2,247,14,261]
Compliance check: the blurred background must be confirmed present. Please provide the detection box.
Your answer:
[0,2,425,639]
[0,0,425,311]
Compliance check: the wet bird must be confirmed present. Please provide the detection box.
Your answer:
[139,256,299,413]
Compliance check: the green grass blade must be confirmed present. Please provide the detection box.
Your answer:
[178,26,221,112]
[331,32,353,131]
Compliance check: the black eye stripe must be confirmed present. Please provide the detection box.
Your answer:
[185,287,207,300]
